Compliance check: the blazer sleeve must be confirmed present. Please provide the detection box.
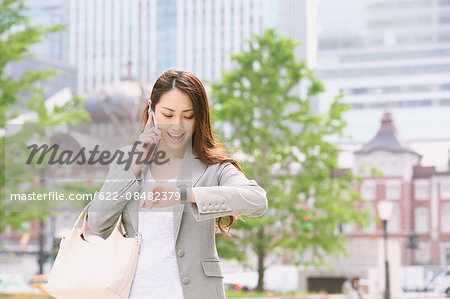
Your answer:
[86,150,144,234]
[190,162,268,222]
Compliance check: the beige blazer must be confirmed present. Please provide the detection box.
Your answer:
[86,144,268,299]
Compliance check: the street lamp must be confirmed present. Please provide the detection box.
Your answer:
[378,200,393,299]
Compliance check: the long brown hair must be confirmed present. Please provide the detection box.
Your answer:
[140,69,244,236]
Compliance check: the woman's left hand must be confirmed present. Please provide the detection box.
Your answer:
[149,184,182,208]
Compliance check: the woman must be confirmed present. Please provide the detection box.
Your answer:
[87,69,268,299]
[342,277,363,299]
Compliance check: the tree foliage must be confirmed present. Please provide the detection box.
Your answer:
[0,0,90,233]
[210,28,371,291]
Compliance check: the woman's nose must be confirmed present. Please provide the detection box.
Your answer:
[171,117,183,129]
[174,116,183,125]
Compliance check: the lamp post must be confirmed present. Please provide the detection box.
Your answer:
[378,200,393,299]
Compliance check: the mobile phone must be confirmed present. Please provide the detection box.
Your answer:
[147,107,160,204]
[147,99,158,129]
[149,109,158,129]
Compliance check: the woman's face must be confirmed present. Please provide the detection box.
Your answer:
[154,88,195,152]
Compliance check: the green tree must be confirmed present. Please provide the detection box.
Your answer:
[0,0,90,233]
[210,28,371,291]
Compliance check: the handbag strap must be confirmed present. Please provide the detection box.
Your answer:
[73,201,127,237]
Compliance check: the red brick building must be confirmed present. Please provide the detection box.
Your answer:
[299,111,450,293]
[352,111,450,267]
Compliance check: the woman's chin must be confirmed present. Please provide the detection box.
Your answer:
[162,137,189,152]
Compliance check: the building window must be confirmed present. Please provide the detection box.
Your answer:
[362,180,376,200]
[415,206,429,233]
[363,218,376,234]
[361,204,375,233]
[444,246,450,266]
[414,242,431,265]
[414,179,429,200]
[441,204,450,232]
[387,203,401,233]
[442,180,450,199]
[386,180,401,200]
[342,223,354,234]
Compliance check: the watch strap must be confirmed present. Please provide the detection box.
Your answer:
[178,184,187,204]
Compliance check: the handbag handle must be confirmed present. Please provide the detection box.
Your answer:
[73,201,128,238]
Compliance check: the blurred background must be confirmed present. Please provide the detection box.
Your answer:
[1,0,450,298]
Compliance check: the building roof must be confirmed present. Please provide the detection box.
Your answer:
[84,80,147,112]
[355,110,421,157]
[83,61,150,116]
[413,166,436,178]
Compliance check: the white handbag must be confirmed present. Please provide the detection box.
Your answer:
[45,202,142,299]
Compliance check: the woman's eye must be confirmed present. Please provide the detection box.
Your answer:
[162,114,193,119]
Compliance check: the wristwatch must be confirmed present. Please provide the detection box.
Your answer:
[178,184,187,204]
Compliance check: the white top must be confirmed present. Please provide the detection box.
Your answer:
[128,168,184,299]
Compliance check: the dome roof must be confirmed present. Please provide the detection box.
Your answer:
[356,110,421,157]
[84,80,152,113]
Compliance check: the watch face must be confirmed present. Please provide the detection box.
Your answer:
[179,185,187,203]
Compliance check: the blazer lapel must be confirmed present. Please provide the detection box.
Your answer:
[125,142,207,242]
[126,162,148,234]
[173,144,208,243]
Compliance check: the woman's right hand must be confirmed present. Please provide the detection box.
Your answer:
[137,110,162,154]
[131,110,161,177]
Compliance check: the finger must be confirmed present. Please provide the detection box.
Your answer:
[141,198,153,209]
[143,133,158,146]
[154,184,163,193]
[142,196,150,208]
[141,129,159,144]
[144,200,153,209]
[151,129,162,143]
[147,128,161,138]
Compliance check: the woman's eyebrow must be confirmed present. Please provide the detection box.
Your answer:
[162,106,194,112]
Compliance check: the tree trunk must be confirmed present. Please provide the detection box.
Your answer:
[255,227,265,292]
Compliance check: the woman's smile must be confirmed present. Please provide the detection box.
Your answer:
[167,131,185,144]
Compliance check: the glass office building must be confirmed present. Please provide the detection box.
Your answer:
[24,0,69,62]
[317,0,450,141]
[52,0,317,93]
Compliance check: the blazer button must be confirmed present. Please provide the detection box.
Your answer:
[182,277,190,284]
[222,204,227,210]
[215,205,220,211]
[201,205,208,212]
[177,249,185,257]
